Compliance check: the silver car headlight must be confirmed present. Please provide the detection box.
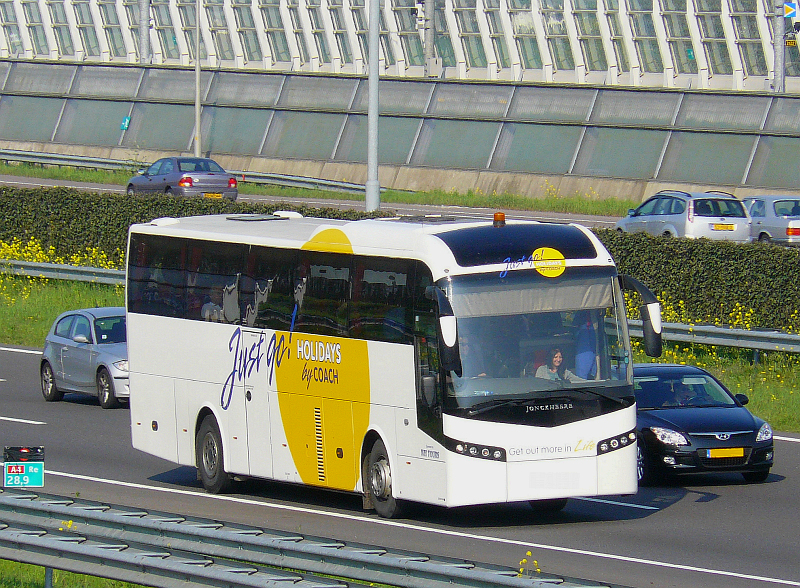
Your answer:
[756,422,773,443]
[113,359,129,372]
[650,427,689,446]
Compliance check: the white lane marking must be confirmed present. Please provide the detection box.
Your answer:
[574,496,658,510]
[0,347,41,355]
[47,470,798,586]
[0,416,46,425]
[775,435,799,443]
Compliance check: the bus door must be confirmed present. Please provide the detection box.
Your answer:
[243,329,274,478]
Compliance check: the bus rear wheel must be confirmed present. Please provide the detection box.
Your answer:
[367,439,401,518]
[196,416,231,494]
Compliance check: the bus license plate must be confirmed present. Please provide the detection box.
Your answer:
[712,224,734,231]
[204,193,222,199]
[706,447,744,458]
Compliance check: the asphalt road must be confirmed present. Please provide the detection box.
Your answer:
[1,345,798,588]
[0,173,621,229]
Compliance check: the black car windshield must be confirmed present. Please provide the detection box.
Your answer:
[634,373,737,408]
[444,272,632,411]
[94,316,126,344]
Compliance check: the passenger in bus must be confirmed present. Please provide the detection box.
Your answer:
[202,286,224,322]
[574,311,598,379]
[458,331,487,377]
[534,347,583,382]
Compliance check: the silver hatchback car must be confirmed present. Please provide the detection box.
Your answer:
[40,307,128,409]
[126,157,238,201]
[742,195,800,245]
[615,190,751,243]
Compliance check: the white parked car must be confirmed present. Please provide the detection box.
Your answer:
[742,195,800,245]
[616,190,751,243]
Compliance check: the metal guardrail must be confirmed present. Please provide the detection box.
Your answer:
[0,149,139,172]
[0,148,372,194]
[0,260,124,285]
[627,320,800,353]
[3,259,799,353]
[0,489,609,588]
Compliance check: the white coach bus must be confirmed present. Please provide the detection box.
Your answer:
[126,211,662,517]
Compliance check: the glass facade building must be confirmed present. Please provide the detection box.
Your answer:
[0,0,796,91]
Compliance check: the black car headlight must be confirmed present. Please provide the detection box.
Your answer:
[756,422,773,443]
[649,426,689,446]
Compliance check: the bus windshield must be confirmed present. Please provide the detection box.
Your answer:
[444,272,632,411]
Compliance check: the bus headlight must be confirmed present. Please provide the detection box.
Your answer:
[597,430,637,455]
[446,437,506,462]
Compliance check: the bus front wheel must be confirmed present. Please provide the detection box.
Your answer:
[196,416,231,494]
[367,439,402,518]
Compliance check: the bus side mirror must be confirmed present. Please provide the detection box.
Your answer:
[425,286,462,375]
[618,274,662,358]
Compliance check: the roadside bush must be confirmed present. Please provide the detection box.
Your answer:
[596,229,800,331]
[0,187,385,261]
[3,187,799,331]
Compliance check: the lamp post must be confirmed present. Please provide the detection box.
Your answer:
[774,0,786,93]
[365,0,380,211]
[138,0,149,63]
[194,0,202,156]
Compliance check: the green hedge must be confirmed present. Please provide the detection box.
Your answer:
[2,187,798,331]
[0,187,386,259]
[596,229,800,330]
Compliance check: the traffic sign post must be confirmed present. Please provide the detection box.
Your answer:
[3,446,45,488]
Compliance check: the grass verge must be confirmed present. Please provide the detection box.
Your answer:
[0,560,141,588]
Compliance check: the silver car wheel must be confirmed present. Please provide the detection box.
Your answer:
[41,362,63,402]
[97,367,120,409]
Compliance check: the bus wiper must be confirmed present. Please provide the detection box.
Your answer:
[577,388,630,407]
[466,398,524,417]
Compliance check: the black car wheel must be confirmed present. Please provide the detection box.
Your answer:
[126,185,136,196]
[41,361,63,402]
[637,437,660,486]
[742,470,770,483]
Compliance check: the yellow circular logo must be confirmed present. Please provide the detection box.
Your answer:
[532,247,566,278]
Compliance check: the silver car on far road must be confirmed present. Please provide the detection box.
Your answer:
[615,190,751,243]
[742,195,800,245]
[126,157,238,201]
[40,307,128,409]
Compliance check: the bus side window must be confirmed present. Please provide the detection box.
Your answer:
[350,256,413,343]
[245,246,297,331]
[295,252,349,337]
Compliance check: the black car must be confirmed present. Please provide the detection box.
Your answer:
[634,364,773,485]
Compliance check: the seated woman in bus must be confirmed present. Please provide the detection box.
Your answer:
[534,347,584,383]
